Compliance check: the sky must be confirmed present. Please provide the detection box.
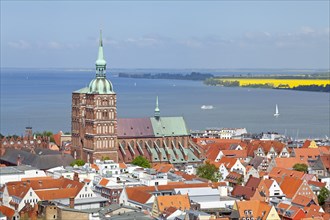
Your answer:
[1,1,329,69]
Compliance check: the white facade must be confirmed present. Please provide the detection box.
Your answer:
[94,160,121,176]
[184,165,196,175]
[0,166,46,186]
[244,167,260,183]
[2,186,40,212]
[268,180,284,199]
[219,164,229,180]
[119,188,155,208]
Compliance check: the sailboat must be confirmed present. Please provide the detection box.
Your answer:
[274,104,280,117]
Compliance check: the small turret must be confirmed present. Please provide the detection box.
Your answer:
[154,96,160,120]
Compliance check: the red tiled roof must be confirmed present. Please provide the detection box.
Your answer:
[218,157,238,169]
[274,157,308,169]
[35,188,79,200]
[308,180,326,188]
[156,194,190,212]
[232,185,256,200]
[246,140,286,157]
[302,140,312,148]
[83,178,91,183]
[221,150,247,158]
[126,187,154,204]
[269,167,305,180]
[280,176,303,199]
[119,162,127,169]
[6,177,84,199]
[153,163,174,173]
[292,195,315,207]
[235,200,273,219]
[173,171,197,181]
[90,164,99,171]
[320,155,330,170]
[99,178,109,187]
[245,176,262,188]
[52,131,62,146]
[294,148,322,160]
[0,205,15,218]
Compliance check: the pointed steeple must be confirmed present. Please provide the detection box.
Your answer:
[154,96,160,120]
[95,29,107,78]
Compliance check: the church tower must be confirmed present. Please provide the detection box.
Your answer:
[71,30,118,163]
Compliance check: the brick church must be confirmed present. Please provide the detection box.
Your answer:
[71,31,202,164]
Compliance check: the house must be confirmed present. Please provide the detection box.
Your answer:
[302,140,318,148]
[248,156,270,172]
[231,200,280,220]
[257,179,284,202]
[276,202,306,220]
[151,194,190,218]
[119,182,224,210]
[119,186,155,209]
[308,156,329,177]
[1,176,101,212]
[217,157,246,180]
[231,176,261,200]
[279,176,318,203]
[269,167,305,180]
[0,165,47,186]
[118,162,128,173]
[292,148,322,161]
[152,163,175,173]
[291,195,317,208]
[0,205,18,220]
[174,187,236,210]
[308,180,326,196]
[244,165,260,182]
[246,140,289,159]
[267,157,308,172]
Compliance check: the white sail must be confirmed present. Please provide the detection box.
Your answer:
[274,104,280,117]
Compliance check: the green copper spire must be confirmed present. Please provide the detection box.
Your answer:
[88,30,114,94]
[95,29,107,77]
[154,96,160,119]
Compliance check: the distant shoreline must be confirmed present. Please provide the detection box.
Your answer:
[118,71,330,92]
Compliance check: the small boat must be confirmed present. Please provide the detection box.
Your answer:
[201,105,214,110]
[274,104,280,117]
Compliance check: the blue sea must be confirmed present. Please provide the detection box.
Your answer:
[1,68,329,139]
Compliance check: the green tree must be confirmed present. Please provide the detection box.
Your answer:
[101,156,110,161]
[318,187,330,205]
[196,161,221,182]
[131,156,151,168]
[70,159,85,167]
[292,163,308,173]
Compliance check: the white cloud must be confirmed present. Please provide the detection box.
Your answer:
[8,40,31,49]
[48,41,62,49]
[301,26,315,34]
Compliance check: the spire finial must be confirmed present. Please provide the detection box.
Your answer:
[95,29,106,77]
[155,96,160,119]
[99,29,103,47]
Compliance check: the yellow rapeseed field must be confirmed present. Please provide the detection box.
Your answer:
[219,78,329,88]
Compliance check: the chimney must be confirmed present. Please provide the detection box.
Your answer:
[17,154,21,166]
[73,172,79,182]
[69,197,75,208]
